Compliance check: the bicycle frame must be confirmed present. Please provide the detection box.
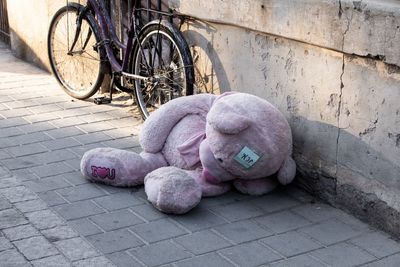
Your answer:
[73,0,174,82]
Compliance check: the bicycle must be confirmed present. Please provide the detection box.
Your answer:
[47,0,194,119]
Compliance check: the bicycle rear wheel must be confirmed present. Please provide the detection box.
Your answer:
[130,20,194,119]
[48,4,105,100]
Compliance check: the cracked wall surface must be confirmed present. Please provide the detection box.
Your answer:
[176,0,400,236]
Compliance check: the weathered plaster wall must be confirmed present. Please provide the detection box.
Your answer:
[6,0,72,70]
[173,0,400,236]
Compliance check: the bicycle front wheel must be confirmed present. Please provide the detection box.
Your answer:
[48,4,105,100]
[130,20,194,119]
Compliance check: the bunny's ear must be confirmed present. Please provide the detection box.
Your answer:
[208,112,251,135]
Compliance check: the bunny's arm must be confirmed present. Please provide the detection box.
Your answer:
[139,94,217,153]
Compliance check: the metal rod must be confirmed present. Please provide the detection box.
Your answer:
[121,71,149,81]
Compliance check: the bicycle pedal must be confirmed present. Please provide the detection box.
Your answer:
[94,97,112,105]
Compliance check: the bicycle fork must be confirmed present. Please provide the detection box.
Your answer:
[67,6,91,55]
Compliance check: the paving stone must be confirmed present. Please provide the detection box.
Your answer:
[28,104,63,114]
[31,254,71,267]
[130,204,168,222]
[103,127,135,139]
[214,220,273,244]
[64,158,81,170]
[0,185,37,203]
[0,248,31,267]
[61,172,89,186]
[0,126,24,137]
[0,236,13,251]
[55,237,99,261]
[107,118,136,128]
[101,137,139,149]
[75,113,115,123]
[10,132,52,145]
[131,218,187,243]
[35,150,78,165]
[54,200,105,220]
[26,209,65,230]
[261,231,322,257]
[250,191,301,213]
[0,108,33,118]
[270,254,326,267]
[107,251,139,267]
[284,185,315,203]
[311,242,376,266]
[38,191,68,207]
[219,241,282,266]
[0,177,20,189]
[0,157,38,170]
[175,252,235,267]
[129,240,191,267]
[210,201,264,222]
[69,218,103,236]
[0,196,12,210]
[4,100,40,109]
[254,210,312,234]
[95,183,134,195]
[24,177,71,193]
[3,224,40,241]
[174,230,231,255]
[90,209,144,231]
[45,126,85,139]
[76,121,115,133]
[349,231,400,258]
[57,184,107,202]
[51,117,85,128]
[299,219,364,245]
[170,207,227,232]
[68,143,107,157]
[0,208,28,229]
[363,253,400,267]
[13,236,59,260]
[73,132,113,145]
[87,228,144,254]
[17,121,56,134]
[0,117,29,128]
[0,150,12,160]
[291,203,347,223]
[94,192,144,211]
[35,96,70,105]
[41,137,82,151]
[30,162,74,178]
[335,212,372,231]
[56,101,92,110]
[7,143,48,157]
[41,225,79,242]
[14,199,48,213]
[72,256,115,267]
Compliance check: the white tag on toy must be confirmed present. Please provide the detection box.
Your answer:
[234,146,260,169]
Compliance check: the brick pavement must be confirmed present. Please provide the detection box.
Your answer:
[1,41,400,266]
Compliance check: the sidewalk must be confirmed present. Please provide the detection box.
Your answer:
[0,41,400,267]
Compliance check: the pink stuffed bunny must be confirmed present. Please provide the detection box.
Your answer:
[81,92,296,214]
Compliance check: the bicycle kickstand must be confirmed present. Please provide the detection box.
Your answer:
[94,74,114,105]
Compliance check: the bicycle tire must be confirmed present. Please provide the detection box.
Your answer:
[130,20,194,119]
[47,4,106,100]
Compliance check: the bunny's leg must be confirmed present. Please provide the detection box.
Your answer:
[81,147,167,187]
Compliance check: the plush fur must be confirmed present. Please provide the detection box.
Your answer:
[81,92,296,214]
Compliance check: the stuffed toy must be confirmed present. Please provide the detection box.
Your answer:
[80,92,296,214]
